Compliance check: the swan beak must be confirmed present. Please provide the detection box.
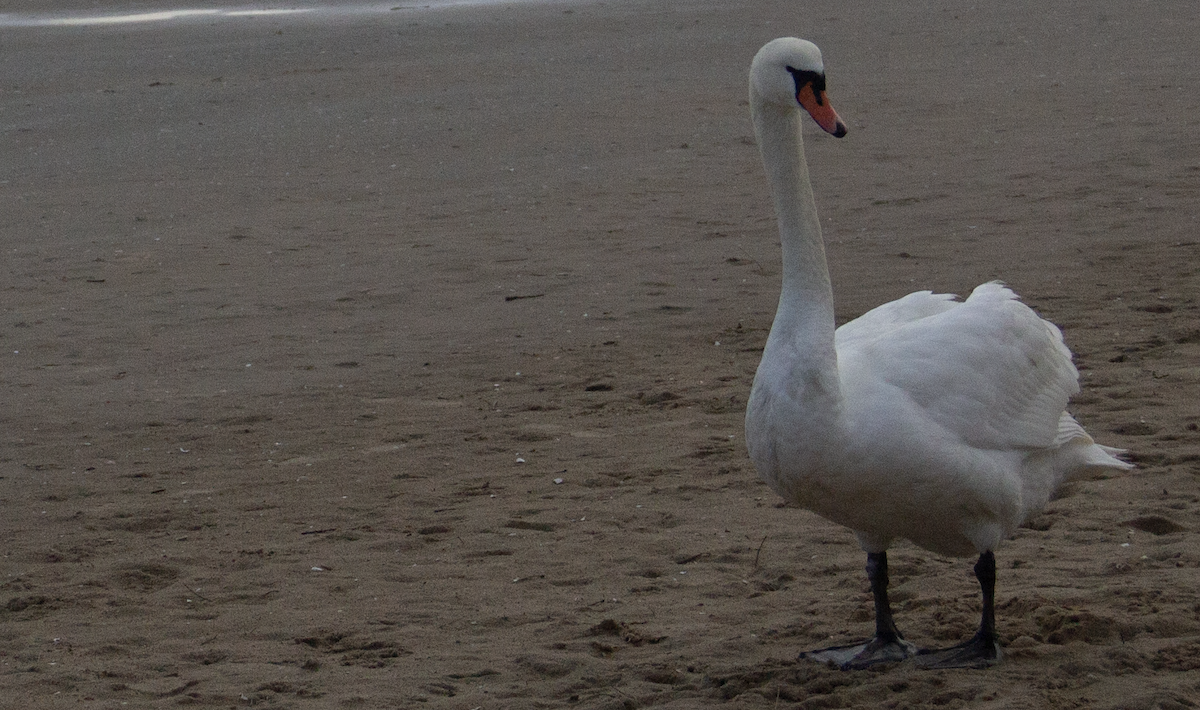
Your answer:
[797,84,848,138]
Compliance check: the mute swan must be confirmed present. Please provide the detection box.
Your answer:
[743,37,1132,669]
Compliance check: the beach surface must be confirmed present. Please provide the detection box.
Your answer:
[2,0,1199,707]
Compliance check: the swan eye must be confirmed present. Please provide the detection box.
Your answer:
[786,67,827,106]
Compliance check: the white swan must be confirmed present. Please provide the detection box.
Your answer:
[743,37,1132,669]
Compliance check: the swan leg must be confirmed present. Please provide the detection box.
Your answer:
[800,551,919,669]
[914,551,1003,669]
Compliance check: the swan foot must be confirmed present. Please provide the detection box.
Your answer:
[801,551,919,669]
[913,551,1002,669]
[800,634,920,670]
[913,631,1002,669]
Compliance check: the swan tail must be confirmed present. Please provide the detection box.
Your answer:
[1021,416,1131,519]
[1055,413,1134,476]
[1087,444,1136,471]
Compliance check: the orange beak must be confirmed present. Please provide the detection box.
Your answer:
[797,83,847,138]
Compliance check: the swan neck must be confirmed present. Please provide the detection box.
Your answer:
[751,91,837,352]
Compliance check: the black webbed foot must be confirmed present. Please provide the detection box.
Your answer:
[800,552,919,669]
[914,551,1002,669]
[914,630,1002,669]
[801,633,920,670]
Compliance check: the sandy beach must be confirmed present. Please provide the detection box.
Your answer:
[2,0,1198,707]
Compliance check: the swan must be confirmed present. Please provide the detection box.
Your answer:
[743,37,1132,669]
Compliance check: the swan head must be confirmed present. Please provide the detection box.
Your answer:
[751,37,847,138]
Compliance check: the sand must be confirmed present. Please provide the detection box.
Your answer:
[2,0,1198,707]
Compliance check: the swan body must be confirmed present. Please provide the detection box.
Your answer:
[743,37,1131,668]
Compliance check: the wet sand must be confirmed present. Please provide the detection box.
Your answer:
[2,0,1199,707]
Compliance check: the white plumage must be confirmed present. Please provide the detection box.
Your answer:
[743,37,1131,669]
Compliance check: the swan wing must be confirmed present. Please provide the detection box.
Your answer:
[838,282,1079,451]
[835,289,959,349]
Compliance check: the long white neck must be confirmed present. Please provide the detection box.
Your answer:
[751,88,839,381]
